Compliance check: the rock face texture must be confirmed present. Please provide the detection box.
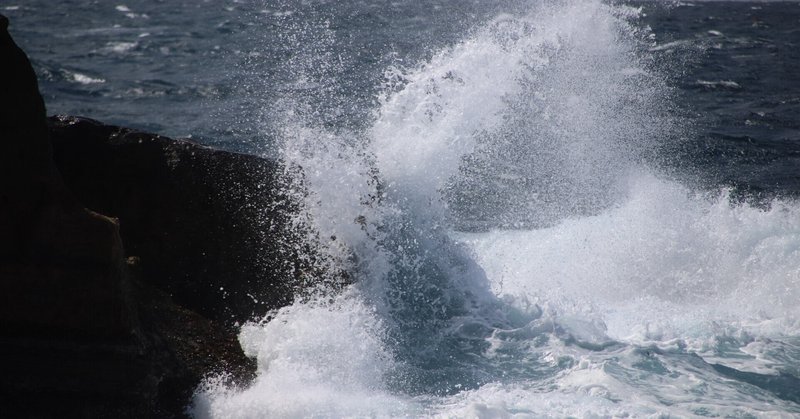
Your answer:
[0,14,128,339]
[0,14,317,417]
[48,115,311,324]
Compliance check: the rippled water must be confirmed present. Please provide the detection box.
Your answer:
[8,0,800,417]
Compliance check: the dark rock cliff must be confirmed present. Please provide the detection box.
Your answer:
[48,115,311,325]
[0,13,319,417]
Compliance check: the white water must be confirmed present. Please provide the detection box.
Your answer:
[193,1,800,417]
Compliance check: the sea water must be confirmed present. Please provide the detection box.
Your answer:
[195,1,800,417]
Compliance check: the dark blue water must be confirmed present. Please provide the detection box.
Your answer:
[644,1,800,199]
[6,0,499,151]
[8,1,800,193]
[7,1,800,416]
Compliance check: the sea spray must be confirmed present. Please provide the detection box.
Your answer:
[193,1,800,416]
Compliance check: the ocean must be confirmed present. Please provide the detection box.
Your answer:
[7,0,800,416]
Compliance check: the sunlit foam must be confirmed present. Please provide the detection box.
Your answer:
[195,0,800,416]
[457,172,800,341]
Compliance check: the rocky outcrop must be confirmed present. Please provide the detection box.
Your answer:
[48,115,314,325]
[0,13,317,417]
[1,269,256,418]
[0,13,128,340]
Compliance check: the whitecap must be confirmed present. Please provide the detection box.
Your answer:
[106,41,137,53]
[697,79,741,89]
[649,39,692,52]
[70,72,105,84]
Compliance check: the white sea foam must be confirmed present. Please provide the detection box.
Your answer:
[697,79,741,89]
[648,38,693,51]
[192,291,416,418]
[431,349,800,418]
[458,173,800,333]
[69,72,105,84]
[105,41,137,53]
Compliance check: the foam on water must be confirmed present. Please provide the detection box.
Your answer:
[193,0,800,416]
[459,173,800,335]
[69,71,106,84]
[193,291,416,418]
[452,173,800,415]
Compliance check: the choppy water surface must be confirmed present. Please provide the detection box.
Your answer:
[8,0,800,417]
